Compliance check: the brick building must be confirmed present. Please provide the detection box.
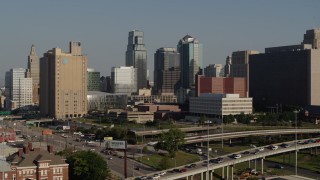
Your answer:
[0,127,16,143]
[0,143,68,180]
[196,75,247,97]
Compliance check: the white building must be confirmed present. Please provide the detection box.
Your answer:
[111,66,137,95]
[189,93,252,116]
[5,68,33,110]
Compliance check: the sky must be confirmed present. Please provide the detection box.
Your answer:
[0,0,319,86]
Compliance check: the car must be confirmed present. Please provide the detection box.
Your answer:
[212,158,223,163]
[231,154,241,159]
[253,150,260,155]
[269,145,278,150]
[173,169,180,173]
[90,148,95,151]
[297,141,305,145]
[257,147,264,151]
[108,157,112,160]
[190,163,196,168]
[280,143,290,148]
[153,174,161,179]
[118,156,124,159]
[274,164,284,169]
[316,139,320,143]
[179,168,187,173]
[158,171,166,176]
[305,139,316,144]
[242,151,250,155]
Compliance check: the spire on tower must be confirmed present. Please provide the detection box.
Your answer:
[30,44,37,56]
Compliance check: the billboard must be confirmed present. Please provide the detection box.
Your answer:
[42,129,53,135]
[106,140,127,149]
[104,137,113,141]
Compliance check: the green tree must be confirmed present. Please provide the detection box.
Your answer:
[66,151,111,180]
[155,128,185,157]
[224,114,234,124]
[142,146,148,154]
[199,115,206,126]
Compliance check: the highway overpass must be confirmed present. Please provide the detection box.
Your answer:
[130,138,320,180]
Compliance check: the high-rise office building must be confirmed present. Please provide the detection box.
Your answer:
[154,47,180,95]
[249,44,320,108]
[87,68,100,91]
[177,35,203,89]
[204,64,222,77]
[26,44,39,105]
[111,66,137,95]
[40,41,87,119]
[303,28,320,49]
[125,30,147,90]
[5,68,33,110]
[224,56,231,77]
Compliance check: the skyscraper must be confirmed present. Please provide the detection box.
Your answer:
[111,66,137,95]
[87,68,100,91]
[204,64,222,77]
[125,30,147,90]
[40,41,87,119]
[26,44,39,104]
[5,68,33,110]
[303,28,320,49]
[177,35,203,89]
[154,47,180,95]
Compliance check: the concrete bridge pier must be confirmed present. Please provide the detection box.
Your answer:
[226,166,229,180]
[248,160,251,168]
[186,175,193,180]
[261,157,264,175]
[222,166,225,179]
[231,165,234,180]
[254,159,257,170]
[200,171,204,180]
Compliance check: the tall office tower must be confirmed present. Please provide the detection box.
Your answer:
[40,41,87,119]
[154,48,180,95]
[204,64,222,77]
[87,68,100,91]
[26,44,39,105]
[224,56,231,77]
[125,30,147,90]
[5,68,33,110]
[111,66,137,95]
[177,35,203,89]
[249,44,320,108]
[303,28,320,49]
[100,76,111,93]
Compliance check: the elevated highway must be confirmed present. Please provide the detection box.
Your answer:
[131,138,320,180]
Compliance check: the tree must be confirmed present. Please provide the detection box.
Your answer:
[155,128,185,157]
[66,150,111,180]
[142,146,148,154]
[224,114,234,124]
[199,115,206,126]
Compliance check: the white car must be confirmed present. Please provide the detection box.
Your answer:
[232,154,241,159]
[271,145,278,150]
[159,171,166,176]
[258,147,264,151]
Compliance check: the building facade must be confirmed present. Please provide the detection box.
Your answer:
[87,91,127,111]
[111,66,137,95]
[189,93,252,116]
[87,69,100,91]
[125,30,147,90]
[26,45,40,105]
[196,76,247,97]
[177,35,203,89]
[249,46,320,108]
[154,47,180,95]
[1,144,68,180]
[40,41,87,119]
[5,68,33,110]
[303,28,320,49]
[204,64,223,77]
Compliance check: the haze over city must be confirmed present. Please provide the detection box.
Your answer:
[0,0,319,86]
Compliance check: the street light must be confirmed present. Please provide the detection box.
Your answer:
[221,114,224,149]
[293,110,299,176]
[207,120,210,179]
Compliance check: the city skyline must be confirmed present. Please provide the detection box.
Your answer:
[0,0,319,86]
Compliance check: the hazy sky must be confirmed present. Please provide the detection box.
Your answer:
[0,0,319,86]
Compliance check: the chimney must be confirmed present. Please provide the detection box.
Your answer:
[23,146,30,154]
[18,148,23,157]
[28,142,33,151]
[47,145,53,153]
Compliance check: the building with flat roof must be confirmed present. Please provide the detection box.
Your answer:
[303,28,320,49]
[111,66,137,95]
[154,47,180,95]
[204,64,223,77]
[87,91,127,111]
[87,68,100,91]
[26,45,40,105]
[40,41,87,119]
[196,75,247,98]
[249,46,320,109]
[189,93,252,117]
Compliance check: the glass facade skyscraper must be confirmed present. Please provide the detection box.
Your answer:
[125,30,147,90]
[177,35,203,89]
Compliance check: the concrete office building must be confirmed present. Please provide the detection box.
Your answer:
[190,93,252,116]
[196,76,247,97]
[230,50,259,77]
[303,28,320,49]
[40,41,87,119]
[154,47,180,95]
[5,68,33,110]
[224,56,231,77]
[249,44,320,108]
[87,68,100,91]
[100,76,111,93]
[126,30,147,90]
[111,66,137,95]
[26,45,40,105]
[178,35,203,89]
[204,64,223,77]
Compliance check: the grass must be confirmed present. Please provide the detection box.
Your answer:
[137,150,200,170]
